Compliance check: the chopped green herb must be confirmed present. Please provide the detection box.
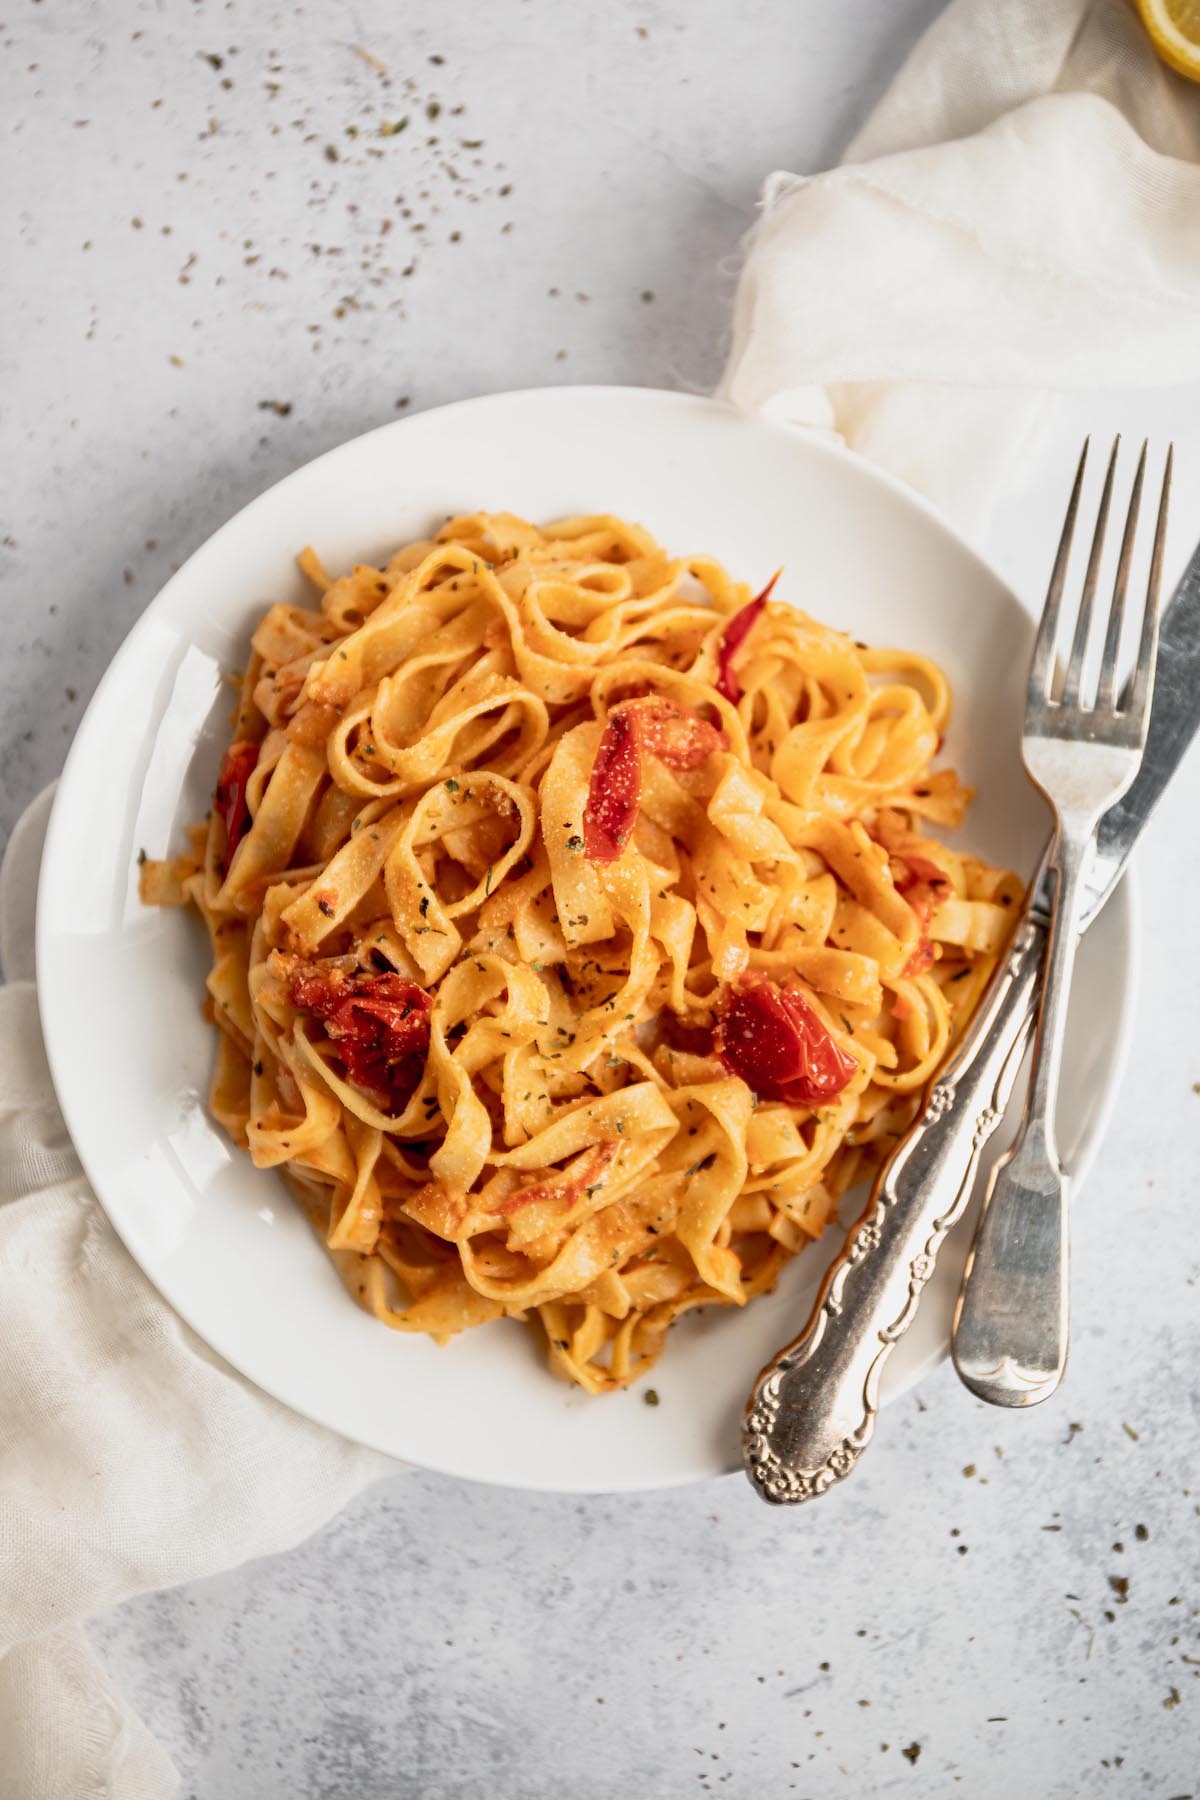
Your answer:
[445,777,459,792]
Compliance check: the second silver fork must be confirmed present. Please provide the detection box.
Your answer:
[951,438,1171,1408]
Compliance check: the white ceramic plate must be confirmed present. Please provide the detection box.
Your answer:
[37,388,1136,1492]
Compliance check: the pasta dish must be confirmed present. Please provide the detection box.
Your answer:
[142,512,1019,1394]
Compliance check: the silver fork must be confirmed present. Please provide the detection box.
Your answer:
[951,437,1172,1408]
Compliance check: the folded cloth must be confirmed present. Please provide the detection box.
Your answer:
[0,790,395,1800]
[720,0,1200,537]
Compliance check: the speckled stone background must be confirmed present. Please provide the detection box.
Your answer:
[4,3,1199,1796]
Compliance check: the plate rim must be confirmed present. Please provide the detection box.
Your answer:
[34,384,1140,1490]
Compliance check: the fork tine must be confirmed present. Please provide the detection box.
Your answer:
[1096,440,1147,711]
[1126,444,1172,730]
[1061,437,1119,707]
[1029,438,1088,707]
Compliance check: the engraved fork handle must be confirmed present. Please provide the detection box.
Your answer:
[743,913,1045,1504]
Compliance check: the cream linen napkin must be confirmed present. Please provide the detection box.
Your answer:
[0,791,394,1800]
[6,4,1200,1796]
[720,0,1200,536]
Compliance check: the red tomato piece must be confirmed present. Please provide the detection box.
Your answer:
[290,966,356,1019]
[715,569,780,703]
[890,853,951,979]
[291,967,432,1108]
[892,852,948,893]
[496,1140,619,1216]
[582,710,642,862]
[901,932,936,980]
[583,698,726,863]
[214,741,260,855]
[636,697,726,771]
[715,973,857,1107]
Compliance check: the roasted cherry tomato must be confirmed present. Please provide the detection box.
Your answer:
[715,972,857,1107]
[291,967,432,1109]
[583,698,726,862]
[582,709,642,862]
[214,741,260,855]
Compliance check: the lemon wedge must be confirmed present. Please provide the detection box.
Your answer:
[1135,0,1200,80]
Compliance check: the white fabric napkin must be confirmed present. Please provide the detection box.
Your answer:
[720,0,1200,537]
[5,2,1200,1795]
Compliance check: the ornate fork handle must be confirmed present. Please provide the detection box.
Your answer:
[743,914,1046,1504]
